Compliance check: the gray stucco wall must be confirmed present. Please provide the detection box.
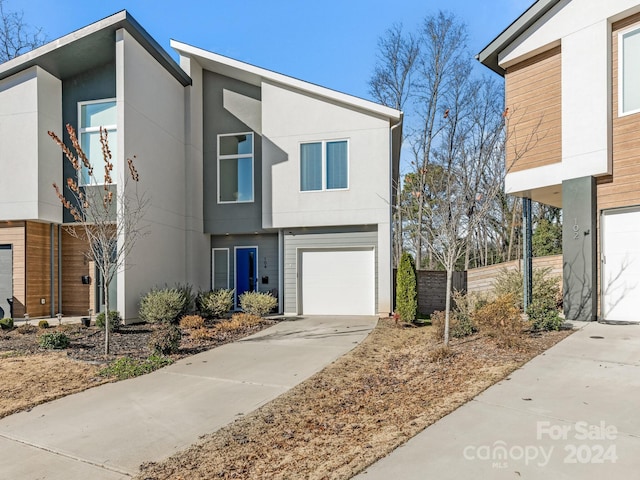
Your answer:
[61,61,116,223]
[203,71,263,234]
[210,233,279,296]
[562,176,597,321]
[283,226,378,314]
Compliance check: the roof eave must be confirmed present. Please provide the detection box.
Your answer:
[476,0,562,76]
[171,39,401,122]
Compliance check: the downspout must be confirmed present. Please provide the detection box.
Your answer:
[278,229,284,314]
[522,197,533,312]
[58,225,62,315]
[389,115,403,316]
[50,224,55,317]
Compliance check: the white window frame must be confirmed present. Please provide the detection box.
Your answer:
[299,139,350,192]
[212,248,230,290]
[618,24,640,117]
[217,132,254,204]
[77,98,117,186]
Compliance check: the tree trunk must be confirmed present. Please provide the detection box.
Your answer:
[444,266,452,347]
[104,277,110,355]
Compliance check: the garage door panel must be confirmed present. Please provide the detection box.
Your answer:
[602,209,640,321]
[301,249,374,315]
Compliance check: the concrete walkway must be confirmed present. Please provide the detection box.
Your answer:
[355,321,640,479]
[0,316,377,479]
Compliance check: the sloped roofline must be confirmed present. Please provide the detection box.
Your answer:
[0,10,191,85]
[171,40,402,122]
[476,0,562,76]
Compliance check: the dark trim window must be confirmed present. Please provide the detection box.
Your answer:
[218,132,254,203]
[300,140,348,191]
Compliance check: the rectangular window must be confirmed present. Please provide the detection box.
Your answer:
[212,248,229,290]
[620,26,640,115]
[300,140,348,191]
[218,133,254,203]
[78,99,117,185]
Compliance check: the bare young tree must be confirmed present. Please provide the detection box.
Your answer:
[49,125,147,355]
[0,0,46,62]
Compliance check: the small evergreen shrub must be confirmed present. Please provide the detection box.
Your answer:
[239,291,277,317]
[39,331,70,349]
[179,315,205,329]
[527,300,564,331]
[148,324,182,354]
[38,320,49,329]
[174,283,196,318]
[99,353,173,380]
[96,311,121,331]
[396,252,417,323]
[0,317,14,330]
[197,289,234,319]
[139,288,185,324]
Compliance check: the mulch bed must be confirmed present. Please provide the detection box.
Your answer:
[0,318,278,364]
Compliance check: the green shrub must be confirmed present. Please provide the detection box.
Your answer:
[239,291,277,317]
[396,252,417,323]
[96,311,121,331]
[197,289,234,319]
[527,300,564,331]
[139,288,186,324]
[493,267,562,311]
[99,353,173,380]
[39,331,70,349]
[148,324,182,354]
[174,283,196,318]
[0,317,13,330]
[179,314,205,329]
[38,320,49,329]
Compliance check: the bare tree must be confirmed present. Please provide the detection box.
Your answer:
[49,125,147,355]
[0,0,46,62]
[370,23,419,266]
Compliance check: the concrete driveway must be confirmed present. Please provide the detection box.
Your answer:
[0,316,377,479]
[355,321,640,479]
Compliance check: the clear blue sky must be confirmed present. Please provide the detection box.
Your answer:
[7,0,532,101]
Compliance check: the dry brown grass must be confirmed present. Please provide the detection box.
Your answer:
[213,313,263,333]
[137,319,572,480]
[0,352,111,419]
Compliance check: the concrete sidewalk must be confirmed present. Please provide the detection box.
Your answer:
[355,321,640,479]
[0,316,377,479]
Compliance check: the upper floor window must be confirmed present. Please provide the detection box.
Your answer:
[620,26,640,115]
[218,132,254,203]
[78,99,117,185]
[300,140,348,191]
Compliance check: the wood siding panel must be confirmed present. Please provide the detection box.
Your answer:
[599,14,640,212]
[505,46,562,173]
[25,222,57,318]
[61,228,91,316]
[0,223,25,317]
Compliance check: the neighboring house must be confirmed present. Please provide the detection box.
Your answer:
[0,11,401,321]
[478,0,640,322]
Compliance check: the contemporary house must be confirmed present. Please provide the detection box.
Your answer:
[478,0,640,322]
[0,11,401,321]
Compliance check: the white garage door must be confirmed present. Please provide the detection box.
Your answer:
[300,249,375,315]
[602,208,640,321]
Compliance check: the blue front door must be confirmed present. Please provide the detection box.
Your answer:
[235,247,257,307]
